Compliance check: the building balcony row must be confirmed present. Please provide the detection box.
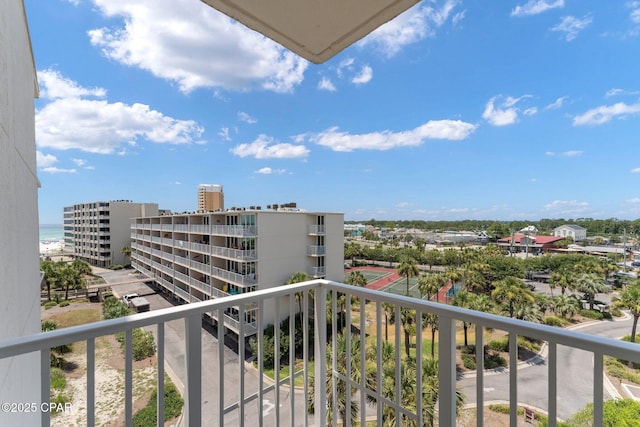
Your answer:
[131,224,258,237]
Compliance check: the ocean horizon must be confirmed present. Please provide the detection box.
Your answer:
[39,224,64,242]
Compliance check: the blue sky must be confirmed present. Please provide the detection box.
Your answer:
[27,0,640,224]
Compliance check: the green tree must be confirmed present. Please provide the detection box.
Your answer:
[549,268,574,296]
[417,274,439,301]
[491,277,535,318]
[345,271,367,288]
[612,281,640,344]
[400,308,415,358]
[551,294,580,319]
[286,271,310,314]
[397,256,419,296]
[574,273,609,311]
[452,290,473,346]
[564,398,640,426]
[121,246,132,265]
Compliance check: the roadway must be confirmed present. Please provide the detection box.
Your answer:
[458,284,634,421]
[95,268,307,426]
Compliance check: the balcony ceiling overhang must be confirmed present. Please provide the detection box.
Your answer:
[200,0,421,64]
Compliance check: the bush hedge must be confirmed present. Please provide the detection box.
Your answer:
[132,379,183,426]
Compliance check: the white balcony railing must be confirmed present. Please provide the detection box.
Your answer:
[308,266,326,277]
[3,281,640,426]
[306,245,325,256]
[211,245,257,261]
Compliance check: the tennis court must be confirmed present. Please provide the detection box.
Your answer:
[380,276,422,299]
[343,269,390,284]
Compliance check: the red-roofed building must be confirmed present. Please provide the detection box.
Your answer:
[497,234,564,255]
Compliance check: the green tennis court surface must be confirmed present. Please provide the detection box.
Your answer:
[343,269,390,284]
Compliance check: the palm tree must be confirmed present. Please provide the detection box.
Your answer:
[397,256,419,296]
[551,294,580,319]
[121,245,132,265]
[308,332,362,425]
[345,271,367,288]
[286,272,309,315]
[400,308,415,358]
[549,268,574,296]
[417,274,439,301]
[491,276,535,318]
[40,260,58,301]
[574,273,609,310]
[469,294,494,315]
[452,290,472,346]
[423,312,439,358]
[612,281,640,343]
[382,302,395,342]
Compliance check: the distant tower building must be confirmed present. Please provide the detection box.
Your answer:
[198,184,224,211]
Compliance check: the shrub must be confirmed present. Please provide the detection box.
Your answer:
[44,301,58,309]
[564,398,640,426]
[461,353,476,370]
[50,368,67,390]
[579,309,604,320]
[488,338,508,352]
[110,264,124,270]
[132,379,184,426]
[132,329,156,361]
[485,353,507,369]
[611,307,622,317]
[59,301,70,307]
[544,316,568,327]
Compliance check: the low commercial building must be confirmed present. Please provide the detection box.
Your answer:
[553,224,587,242]
[497,234,564,255]
[64,201,158,267]
[130,205,343,336]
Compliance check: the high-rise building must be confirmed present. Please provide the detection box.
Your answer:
[0,1,41,423]
[130,204,343,336]
[197,184,224,212]
[64,200,158,267]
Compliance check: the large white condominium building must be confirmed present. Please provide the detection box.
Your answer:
[130,205,344,336]
[64,200,159,267]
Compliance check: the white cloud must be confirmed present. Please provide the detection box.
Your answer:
[36,151,80,174]
[352,66,373,85]
[38,69,107,100]
[87,0,307,93]
[452,10,466,27]
[36,70,204,154]
[543,200,589,214]
[545,96,568,110]
[41,167,77,174]
[304,119,476,152]
[511,0,564,17]
[219,127,231,141]
[396,202,410,208]
[631,168,640,173]
[605,88,640,97]
[573,102,640,125]
[482,95,525,126]
[630,1,640,24]
[551,15,592,41]
[255,167,287,175]
[627,197,640,203]
[238,112,257,124]
[358,0,460,57]
[524,107,538,116]
[36,151,58,168]
[230,135,309,159]
[545,150,583,157]
[318,77,336,92]
[72,158,86,167]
